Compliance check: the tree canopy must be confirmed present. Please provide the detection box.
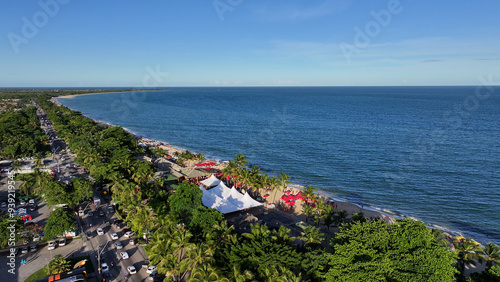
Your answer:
[326,219,458,281]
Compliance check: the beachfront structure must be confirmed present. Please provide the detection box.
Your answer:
[200,181,262,214]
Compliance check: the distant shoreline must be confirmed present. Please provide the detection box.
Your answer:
[57,89,161,99]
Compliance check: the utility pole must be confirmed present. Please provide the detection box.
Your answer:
[97,241,110,268]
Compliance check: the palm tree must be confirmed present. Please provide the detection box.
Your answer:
[234,153,248,168]
[242,224,271,241]
[334,210,348,226]
[48,254,71,274]
[206,220,236,249]
[277,173,291,192]
[271,225,295,244]
[11,160,21,172]
[229,265,254,282]
[431,228,449,246]
[302,185,317,203]
[322,206,335,231]
[299,225,325,248]
[34,153,43,168]
[454,238,486,277]
[188,264,228,282]
[302,205,314,223]
[483,242,500,269]
[180,243,214,279]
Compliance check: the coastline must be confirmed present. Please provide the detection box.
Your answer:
[54,95,471,243]
[55,89,162,100]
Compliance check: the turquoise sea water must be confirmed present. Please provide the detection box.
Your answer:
[58,86,500,244]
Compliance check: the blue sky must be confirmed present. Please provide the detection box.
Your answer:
[1,0,499,87]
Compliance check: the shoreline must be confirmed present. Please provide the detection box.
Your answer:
[55,89,162,100]
[54,96,475,244]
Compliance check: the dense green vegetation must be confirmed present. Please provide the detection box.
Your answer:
[44,208,76,240]
[3,95,496,281]
[0,106,49,159]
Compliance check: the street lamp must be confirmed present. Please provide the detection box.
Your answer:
[97,241,110,267]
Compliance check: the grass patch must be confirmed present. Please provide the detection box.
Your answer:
[24,266,49,282]
[24,256,94,282]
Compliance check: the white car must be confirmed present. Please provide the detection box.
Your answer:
[111,233,119,240]
[48,241,57,250]
[124,231,135,238]
[58,238,66,246]
[120,251,129,260]
[97,228,104,236]
[127,265,137,274]
[146,265,157,274]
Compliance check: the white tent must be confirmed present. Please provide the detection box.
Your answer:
[200,186,240,214]
[200,175,221,187]
[211,181,232,199]
[199,183,263,214]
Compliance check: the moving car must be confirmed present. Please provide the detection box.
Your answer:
[120,251,129,260]
[101,262,109,274]
[48,241,57,250]
[29,244,37,252]
[21,246,29,254]
[58,238,66,246]
[127,265,137,274]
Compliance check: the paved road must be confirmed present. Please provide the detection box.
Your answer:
[82,203,149,282]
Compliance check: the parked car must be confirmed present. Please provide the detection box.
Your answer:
[88,211,94,217]
[146,271,158,281]
[28,205,37,212]
[146,265,157,274]
[111,232,119,240]
[97,228,104,236]
[48,241,57,250]
[127,265,137,274]
[120,251,129,260]
[115,242,123,249]
[58,238,66,246]
[21,246,29,254]
[129,239,135,245]
[1,202,6,208]
[99,210,105,217]
[124,231,135,238]
[29,244,37,252]
[78,209,85,216]
[86,231,94,238]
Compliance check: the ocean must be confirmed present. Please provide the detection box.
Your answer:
[57,86,500,244]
